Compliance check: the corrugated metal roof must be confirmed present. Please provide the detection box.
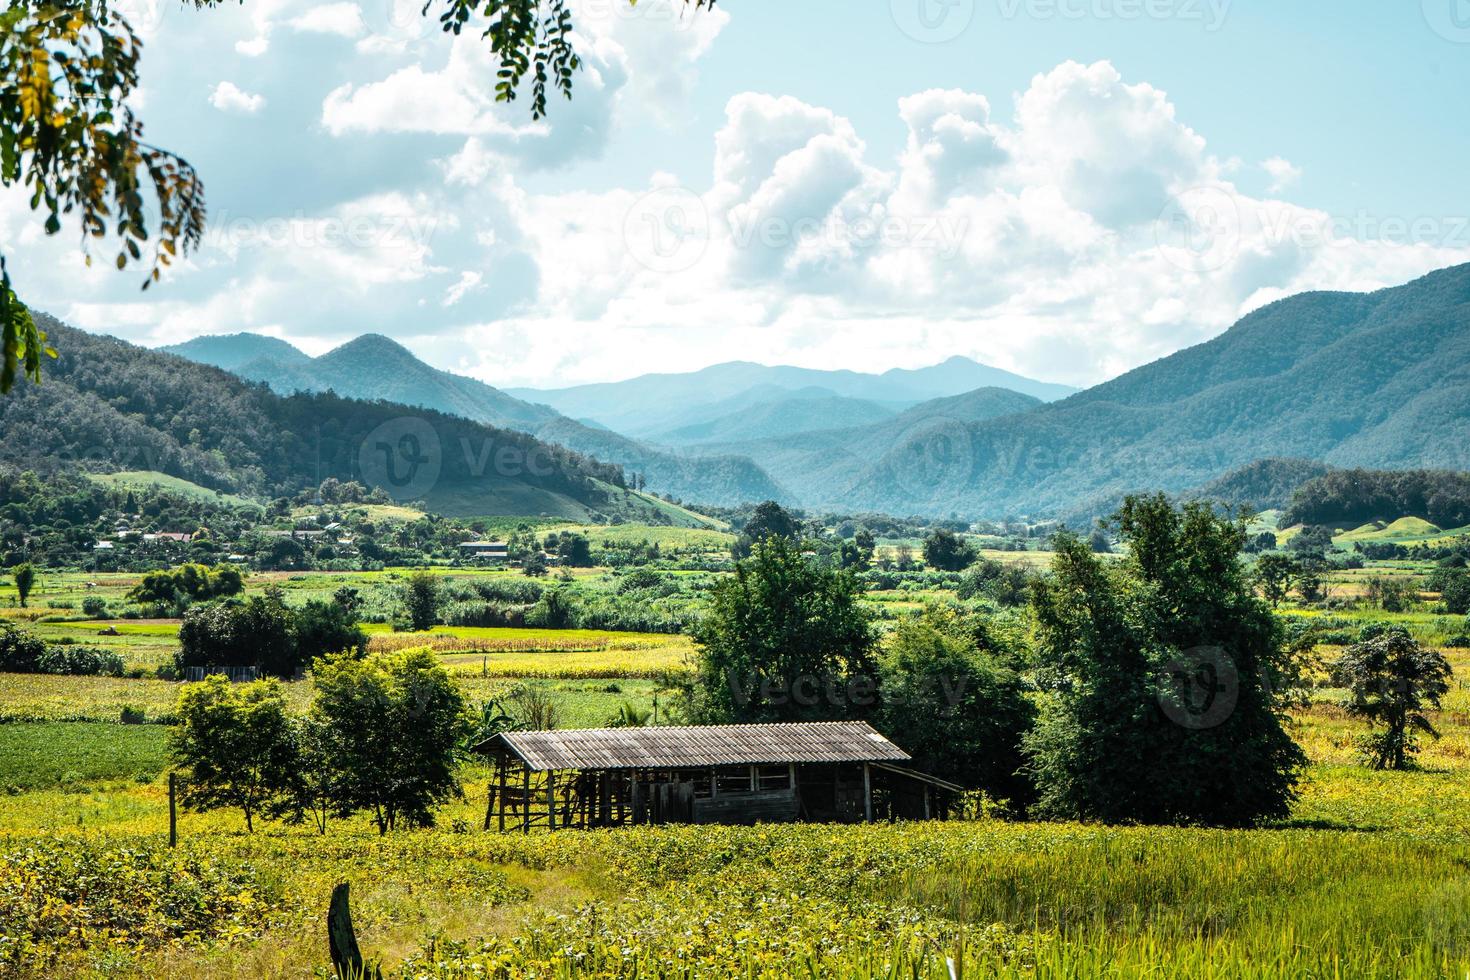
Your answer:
[482,721,910,771]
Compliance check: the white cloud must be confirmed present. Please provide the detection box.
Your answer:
[1262,156,1303,194]
[289,2,365,37]
[209,81,265,115]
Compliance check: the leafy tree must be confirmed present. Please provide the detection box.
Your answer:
[170,677,298,833]
[923,529,976,571]
[732,500,800,558]
[1254,553,1298,608]
[294,599,368,663]
[310,650,472,834]
[1288,524,1335,558]
[1,0,713,390]
[11,562,35,607]
[403,571,441,631]
[955,558,1032,607]
[1428,567,1470,615]
[1331,625,1453,770]
[1024,496,1306,826]
[177,588,297,678]
[687,536,877,723]
[553,532,593,567]
[876,611,1035,809]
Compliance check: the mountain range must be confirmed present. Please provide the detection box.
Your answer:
[507,357,1077,437]
[61,262,1470,520]
[3,318,698,523]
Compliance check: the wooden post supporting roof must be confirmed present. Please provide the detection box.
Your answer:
[497,759,507,833]
[863,762,872,823]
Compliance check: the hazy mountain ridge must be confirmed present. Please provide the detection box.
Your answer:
[508,356,1076,435]
[166,333,785,507]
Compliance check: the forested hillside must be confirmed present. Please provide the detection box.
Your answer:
[840,264,1470,517]
[2,318,635,519]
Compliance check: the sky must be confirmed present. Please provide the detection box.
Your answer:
[5,0,1470,390]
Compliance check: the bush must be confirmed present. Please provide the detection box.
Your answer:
[0,621,48,673]
[81,596,109,618]
[120,705,148,724]
[36,646,126,677]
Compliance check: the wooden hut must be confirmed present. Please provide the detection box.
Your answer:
[475,720,962,832]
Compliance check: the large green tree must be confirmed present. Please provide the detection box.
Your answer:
[170,676,298,833]
[0,0,713,391]
[687,535,877,723]
[310,649,472,834]
[922,529,976,571]
[1024,495,1307,826]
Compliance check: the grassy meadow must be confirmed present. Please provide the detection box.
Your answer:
[2,550,1470,977]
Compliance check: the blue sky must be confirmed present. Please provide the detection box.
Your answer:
[4,0,1469,390]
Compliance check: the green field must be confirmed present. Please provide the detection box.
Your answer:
[87,471,260,509]
[3,539,1469,976]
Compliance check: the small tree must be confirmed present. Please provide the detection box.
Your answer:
[1254,553,1297,608]
[403,571,441,631]
[170,677,298,833]
[922,530,976,571]
[311,650,472,834]
[1332,625,1453,770]
[12,563,35,608]
[294,599,368,663]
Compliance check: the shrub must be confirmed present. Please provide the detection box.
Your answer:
[0,621,48,673]
[81,596,109,618]
[36,646,125,677]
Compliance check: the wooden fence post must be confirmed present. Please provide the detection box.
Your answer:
[168,772,178,847]
[328,882,380,979]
